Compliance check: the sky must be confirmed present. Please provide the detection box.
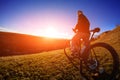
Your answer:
[0,0,120,38]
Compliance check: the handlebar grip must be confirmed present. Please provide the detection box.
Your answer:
[91,27,100,33]
[72,28,76,33]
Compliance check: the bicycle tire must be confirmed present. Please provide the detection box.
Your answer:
[82,42,119,80]
[64,42,119,80]
[64,47,80,70]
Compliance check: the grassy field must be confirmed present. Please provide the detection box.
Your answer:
[0,47,119,80]
[0,26,120,80]
[0,49,83,80]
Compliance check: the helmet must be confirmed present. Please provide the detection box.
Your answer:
[78,10,83,14]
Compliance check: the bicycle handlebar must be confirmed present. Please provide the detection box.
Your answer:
[90,27,100,33]
[72,27,100,33]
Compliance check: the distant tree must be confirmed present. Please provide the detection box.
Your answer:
[116,24,120,27]
[104,30,111,34]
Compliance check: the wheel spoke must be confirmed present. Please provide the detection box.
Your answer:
[82,43,118,80]
[64,42,119,80]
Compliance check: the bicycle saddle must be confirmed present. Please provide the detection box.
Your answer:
[90,27,100,33]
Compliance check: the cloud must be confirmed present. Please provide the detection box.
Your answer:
[0,26,14,32]
[0,26,7,31]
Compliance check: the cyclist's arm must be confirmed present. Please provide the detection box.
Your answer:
[73,24,79,33]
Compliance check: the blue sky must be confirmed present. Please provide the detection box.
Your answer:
[0,0,120,38]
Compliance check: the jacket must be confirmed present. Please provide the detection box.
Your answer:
[75,14,90,33]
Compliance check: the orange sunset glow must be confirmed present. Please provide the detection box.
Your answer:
[43,27,59,38]
[0,0,120,40]
[0,0,120,80]
[7,10,74,39]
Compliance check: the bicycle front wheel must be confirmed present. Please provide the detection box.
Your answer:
[82,42,119,80]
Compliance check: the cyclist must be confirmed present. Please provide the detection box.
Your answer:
[70,10,90,56]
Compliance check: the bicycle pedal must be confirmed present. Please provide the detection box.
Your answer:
[98,67,105,74]
[91,73,99,77]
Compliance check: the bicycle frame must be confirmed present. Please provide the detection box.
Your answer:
[81,28,100,60]
[79,31,100,75]
[64,27,119,80]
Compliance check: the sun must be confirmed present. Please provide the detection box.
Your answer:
[43,27,59,38]
[35,26,71,39]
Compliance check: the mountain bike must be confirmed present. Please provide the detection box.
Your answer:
[64,28,119,80]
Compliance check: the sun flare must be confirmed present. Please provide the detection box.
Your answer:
[44,27,59,38]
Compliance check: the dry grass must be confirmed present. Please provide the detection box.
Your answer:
[0,49,82,80]
[0,26,120,80]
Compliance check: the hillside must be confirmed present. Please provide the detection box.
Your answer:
[94,26,120,55]
[0,26,120,80]
[0,26,120,56]
[0,32,69,56]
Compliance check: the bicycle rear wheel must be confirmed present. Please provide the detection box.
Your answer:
[64,42,87,80]
[64,47,81,70]
[81,42,119,80]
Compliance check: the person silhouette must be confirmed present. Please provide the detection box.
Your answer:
[70,10,90,56]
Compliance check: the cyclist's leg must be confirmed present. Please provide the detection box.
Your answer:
[80,33,90,59]
[70,32,81,55]
[70,32,90,55]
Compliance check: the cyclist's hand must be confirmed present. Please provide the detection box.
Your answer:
[72,28,76,33]
[90,27,100,33]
